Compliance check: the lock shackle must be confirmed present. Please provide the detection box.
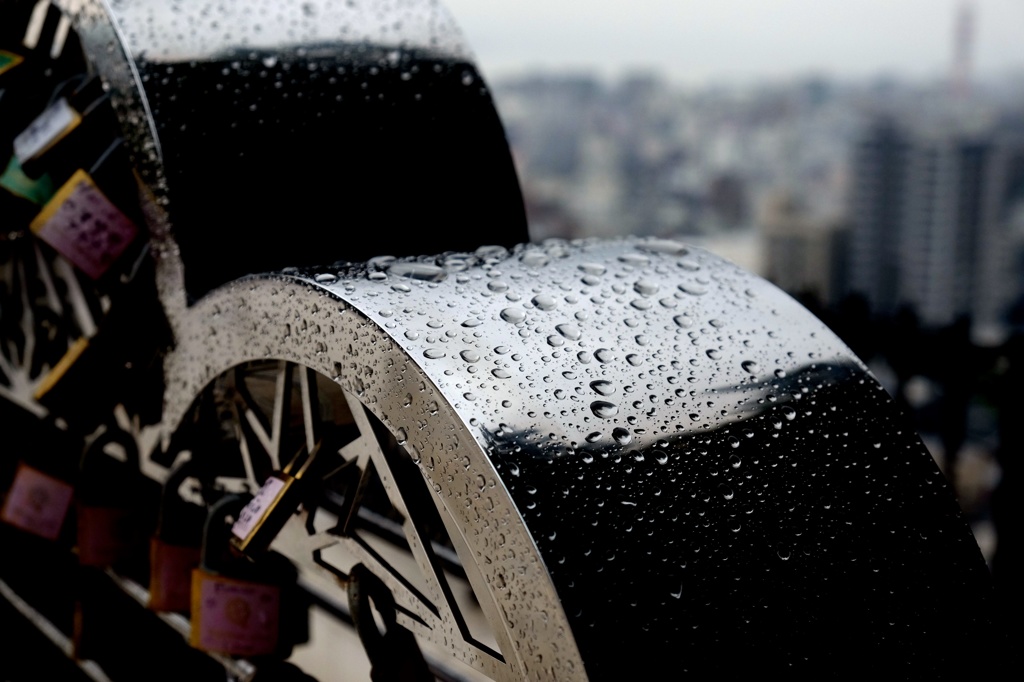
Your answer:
[80,425,140,472]
[199,493,248,577]
[75,424,140,505]
[154,457,208,545]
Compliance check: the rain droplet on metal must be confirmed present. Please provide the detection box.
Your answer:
[500,307,526,324]
[555,323,581,341]
[612,427,631,445]
[532,294,557,311]
[673,314,694,328]
[590,401,619,418]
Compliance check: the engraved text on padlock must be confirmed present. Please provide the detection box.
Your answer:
[190,570,281,656]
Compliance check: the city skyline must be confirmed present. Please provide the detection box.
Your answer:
[445,0,1024,85]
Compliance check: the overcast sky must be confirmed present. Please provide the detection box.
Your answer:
[442,0,1024,84]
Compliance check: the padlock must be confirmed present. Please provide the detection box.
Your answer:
[190,494,306,658]
[0,2,84,145]
[230,440,323,555]
[0,412,79,543]
[75,424,158,573]
[29,163,140,281]
[19,76,119,182]
[148,458,207,613]
[1,460,74,540]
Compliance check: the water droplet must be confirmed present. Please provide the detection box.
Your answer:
[778,549,791,561]
[387,260,448,280]
[729,454,741,468]
[654,450,669,465]
[460,350,481,363]
[673,314,694,328]
[555,323,581,340]
[395,427,408,445]
[781,405,797,421]
[634,280,659,296]
[547,335,565,347]
[423,348,445,359]
[590,380,616,396]
[585,432,603,443]
[488,280,509,293]
[721,485,735,500]
[462,318,483,327]
[774,369,787,379]
[741,360,759,374]
[475,245,509,260]
[630,299,652,311]
[495,346,510,354]
[579,263,607,276]
[404,330,420,341]
[314,273,337,284]
[590,401,619,418]
[532,294,557,311]
[618,253,650,266]
[595,348,616,364]
[379,309,394,318]
[706,349,721,360]
[463,392,477,401]
[391,282,412,292]
[578,351,593,364]
[501,307,526,324]
[520,251,550,267]
[679,282,708,296]
[626,354,642,367]
[492,368,511,379]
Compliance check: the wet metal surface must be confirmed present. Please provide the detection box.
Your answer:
[163,238,994,679]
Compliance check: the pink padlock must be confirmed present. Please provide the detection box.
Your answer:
[1,462,74,540]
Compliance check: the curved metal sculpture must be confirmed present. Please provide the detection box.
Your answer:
[163,238,995,680]
[0,1,997,680]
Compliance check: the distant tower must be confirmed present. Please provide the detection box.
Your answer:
[950,1,975,99]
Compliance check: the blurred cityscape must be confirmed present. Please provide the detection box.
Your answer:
[488,3,1021,603]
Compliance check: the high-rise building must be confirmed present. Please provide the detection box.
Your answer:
[844,118,1024,338]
